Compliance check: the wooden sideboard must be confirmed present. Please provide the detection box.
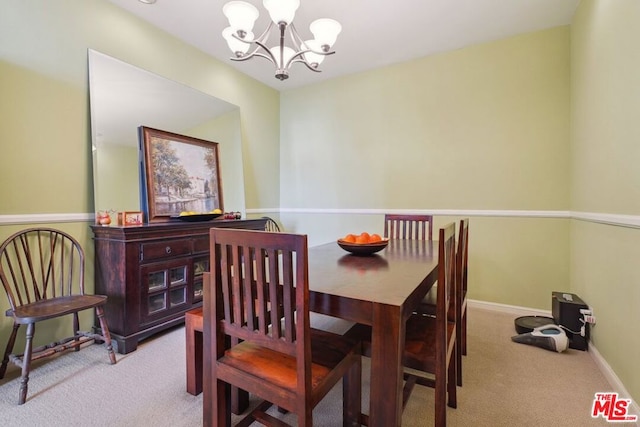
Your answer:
[91,218,267,353]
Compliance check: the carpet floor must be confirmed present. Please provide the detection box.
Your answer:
[0,307,622,426]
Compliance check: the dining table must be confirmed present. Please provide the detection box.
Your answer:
[307,238,439,427]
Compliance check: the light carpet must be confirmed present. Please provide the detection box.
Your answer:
[0,307,622,426]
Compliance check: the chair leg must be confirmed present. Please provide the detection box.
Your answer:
[435,342,458,426]
[462,309,468,356]
[296,391,313,427]
[297,408,313,427]
[18,323,35,405]
[456,320,463,387]
[342,355,362,427]
[447,347,457,409]
[73,312,80,352]
[0,323,19,379]
[95,306,116,365]
[204,379,231,427]
[185,317,201,396]
[434,367,446,427]
[229,337,249,415]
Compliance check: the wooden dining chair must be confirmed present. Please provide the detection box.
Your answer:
[202,229,361,427]
[0,228,117,404]
[417,218,469,386]
[455,219,469,362]
[383,214,433,240]
[262,216,282,232]
[346,222,457,427]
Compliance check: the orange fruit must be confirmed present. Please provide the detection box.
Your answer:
[369,234,382,243]
[343,234,356,243]
[356,232,371,244]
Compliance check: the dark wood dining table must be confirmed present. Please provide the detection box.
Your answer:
[307,238,439,427]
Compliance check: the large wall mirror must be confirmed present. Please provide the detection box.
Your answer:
[88,49,246,219]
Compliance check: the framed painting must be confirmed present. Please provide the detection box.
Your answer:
[139,126,223,223]
[117,211,144,227]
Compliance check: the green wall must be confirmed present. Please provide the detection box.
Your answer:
[570,0,640,404]
[281,27,570,212]
[279,27,572,310]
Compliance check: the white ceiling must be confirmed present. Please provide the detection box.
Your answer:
[107,0,580,91]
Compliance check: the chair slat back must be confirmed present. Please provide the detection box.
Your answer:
[437,223,457,332]
[0,228,84,312]
[210,228,309,358]
[384,214,434,240]
[457,219,469,300]
[262,216,282,232]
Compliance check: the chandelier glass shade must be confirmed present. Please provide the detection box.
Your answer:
[222,0,342,81]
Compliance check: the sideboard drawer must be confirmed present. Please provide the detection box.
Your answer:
[193,236,209,254]
[141,239,191,261]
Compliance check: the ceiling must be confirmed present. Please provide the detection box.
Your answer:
[107,0,580,91]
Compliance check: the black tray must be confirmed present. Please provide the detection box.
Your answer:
[172,213,223,222]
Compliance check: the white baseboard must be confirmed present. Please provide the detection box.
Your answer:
[588,344,640,424]
[468,299,552,317]
[471,299,639,422]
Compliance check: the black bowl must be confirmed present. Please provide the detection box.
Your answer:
[337,239,389,256]
[173,213,223,222]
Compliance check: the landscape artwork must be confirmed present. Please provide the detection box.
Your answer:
[139,126,223,222]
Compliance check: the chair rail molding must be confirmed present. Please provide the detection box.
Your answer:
[572,211,640,229]
[250,208,640,229]
[273,208,569,218]
[4,210,640,229]
[0,213,94,225]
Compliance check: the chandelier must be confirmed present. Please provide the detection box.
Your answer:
[222,0,342,81]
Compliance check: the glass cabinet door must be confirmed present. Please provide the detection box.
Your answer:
[147,270,167,292]
[192,256,209,302]
[141,259,190,322]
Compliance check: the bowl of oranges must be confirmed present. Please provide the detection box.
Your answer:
[337,232,389,256]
